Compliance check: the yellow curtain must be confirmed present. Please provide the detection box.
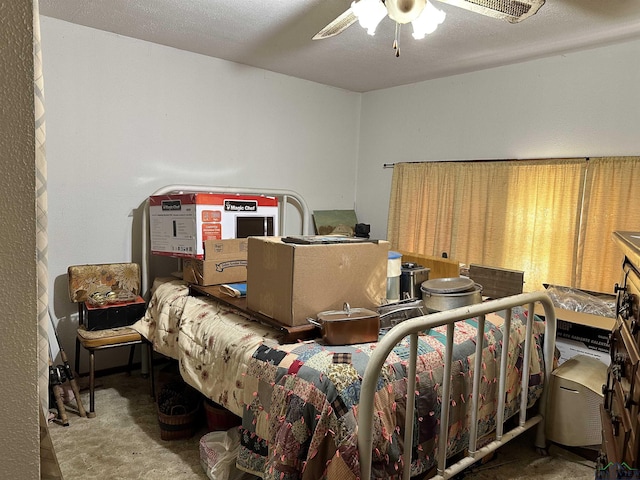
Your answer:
[388,162,456,257]
[388,159,586,292]
[579,157,640,292]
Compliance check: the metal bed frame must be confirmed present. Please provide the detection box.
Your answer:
[358,291,557,480]
[138,186,556,479]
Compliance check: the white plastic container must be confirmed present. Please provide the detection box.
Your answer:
[386,251,402,302]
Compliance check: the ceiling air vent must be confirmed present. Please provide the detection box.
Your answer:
[436,0,545,23]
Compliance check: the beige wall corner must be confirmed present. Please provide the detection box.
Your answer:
[0,0,40,478]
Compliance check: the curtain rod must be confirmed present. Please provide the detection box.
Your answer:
[383,157,591,168]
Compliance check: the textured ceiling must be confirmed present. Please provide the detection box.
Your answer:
[39,0,640,93]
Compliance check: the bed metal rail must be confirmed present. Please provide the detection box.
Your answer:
[357,291,557,480]
[140,184,311,297]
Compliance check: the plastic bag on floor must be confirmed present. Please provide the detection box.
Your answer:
[199,428,252,480]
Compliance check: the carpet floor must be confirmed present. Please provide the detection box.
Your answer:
[47,371,597,479]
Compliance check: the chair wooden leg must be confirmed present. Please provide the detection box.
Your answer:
[88,350,96,418]
[148,343,155,401]
[75,337,81,376]
[127,345,136,375]
[141,342,149,377]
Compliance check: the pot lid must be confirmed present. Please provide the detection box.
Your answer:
[317,302,379,322]
[421,276,475,293]
[401,262,427,270]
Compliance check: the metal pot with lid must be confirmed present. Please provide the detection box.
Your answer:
[308,303,380,345]
[400,262,430,300]
[420,276,483,313]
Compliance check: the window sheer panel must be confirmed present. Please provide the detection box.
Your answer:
[388,162,457,256]
[579,157,640,293]
[500,160,586,291]
[387,159,586,292]
[446,160,584,291]
[449,161,509,265]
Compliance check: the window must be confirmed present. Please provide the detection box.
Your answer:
[387,157,640,293]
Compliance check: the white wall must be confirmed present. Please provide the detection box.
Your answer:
[356,40,640,240]
[40,17,361,366]
[1,1,40,478]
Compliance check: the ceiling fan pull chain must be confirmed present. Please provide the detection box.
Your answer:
[394,22,400,57]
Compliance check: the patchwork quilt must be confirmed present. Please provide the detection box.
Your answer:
[237,309,545,480]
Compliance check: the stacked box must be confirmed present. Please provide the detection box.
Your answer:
[149,193,278,259]
[183,238,248,286]
[247,236,389,327]
[534,304,615,365]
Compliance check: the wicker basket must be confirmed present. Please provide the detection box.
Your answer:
[156,378,203,440]
[204,399,241,432]
[158,404,201,441]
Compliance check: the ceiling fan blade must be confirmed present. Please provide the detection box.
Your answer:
[313,7,358,40]
[434,0,545,23]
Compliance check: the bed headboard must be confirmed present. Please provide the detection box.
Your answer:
[397,250,460,279]
[141,184,311,297]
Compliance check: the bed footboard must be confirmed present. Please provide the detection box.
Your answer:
[357,292,556,480]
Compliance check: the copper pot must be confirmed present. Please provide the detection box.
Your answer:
[309,303,380,345]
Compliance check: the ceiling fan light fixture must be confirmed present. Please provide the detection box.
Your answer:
[351,0,387,35]
[386,0,426,24]
[411,1,446,39]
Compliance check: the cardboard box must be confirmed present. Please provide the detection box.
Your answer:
[149,193,279,258]
[183,238,248,286]
[468,264,524,299]
[83,296,146,331]
[247,237,389,327]
[555,338,611,366]
[534,304,615,365]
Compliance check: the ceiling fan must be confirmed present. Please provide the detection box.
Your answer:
[313,0,545,45]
